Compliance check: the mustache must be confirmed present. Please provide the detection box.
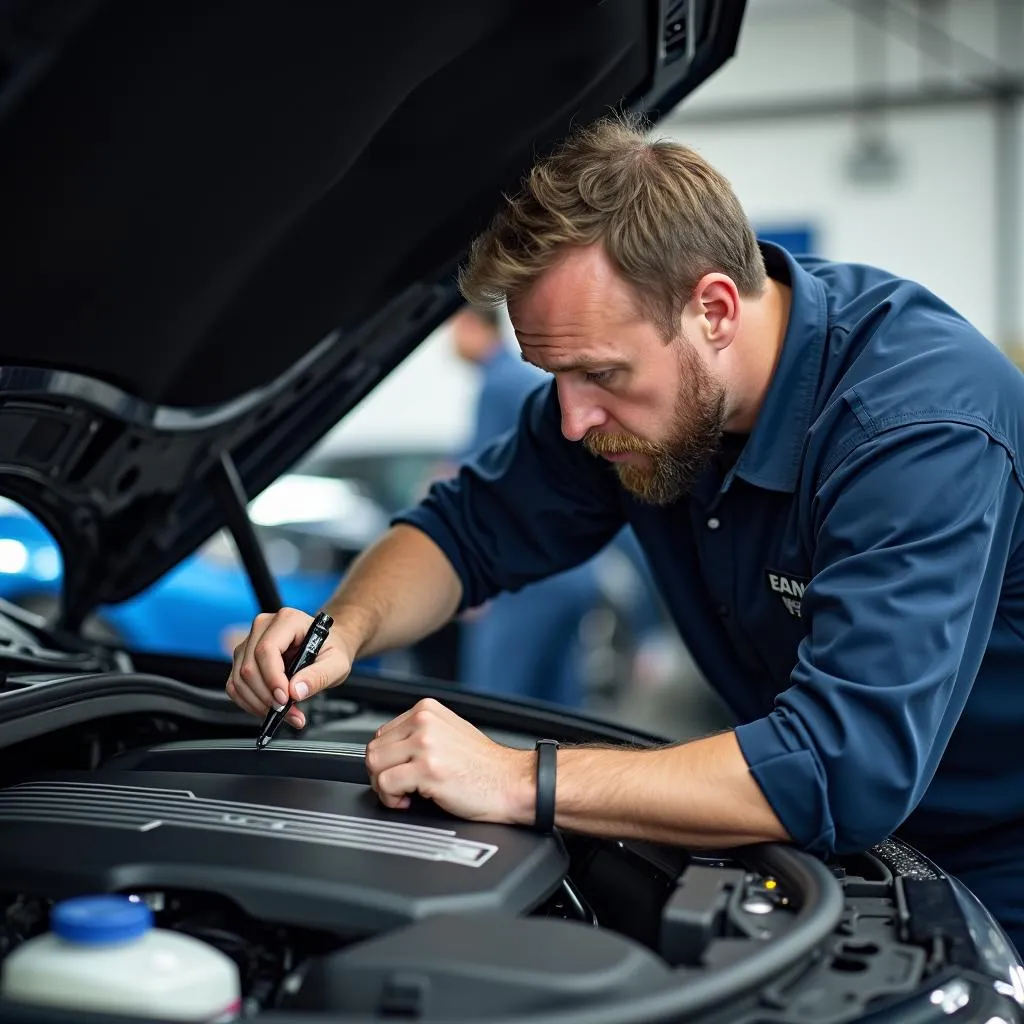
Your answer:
[582,430,666,458]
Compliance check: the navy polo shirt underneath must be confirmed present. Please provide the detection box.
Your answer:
[395,243,1024,950]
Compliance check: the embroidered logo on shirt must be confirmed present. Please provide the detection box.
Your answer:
[765,569,810,619]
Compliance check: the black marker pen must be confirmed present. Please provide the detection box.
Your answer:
[255,612,334,751]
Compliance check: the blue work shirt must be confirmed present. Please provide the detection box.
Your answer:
[395,242,1024,949]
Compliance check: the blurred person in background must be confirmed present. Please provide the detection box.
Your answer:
[448,304,599,709]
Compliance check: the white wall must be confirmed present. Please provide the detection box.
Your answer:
[661,106,999,336]
[662,0,1024,349]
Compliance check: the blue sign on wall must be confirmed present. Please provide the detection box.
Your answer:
[756,223,818,256]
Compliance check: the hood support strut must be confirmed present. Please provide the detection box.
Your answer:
[209,453,283,615]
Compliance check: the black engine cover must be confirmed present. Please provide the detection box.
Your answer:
[106,737,370,785]
[0,769,567,936]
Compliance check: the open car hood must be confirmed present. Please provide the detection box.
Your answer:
[0,0,746,626]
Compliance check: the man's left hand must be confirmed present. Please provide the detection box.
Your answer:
[365,698,534,825]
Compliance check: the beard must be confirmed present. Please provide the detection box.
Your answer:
[583,343,727,505]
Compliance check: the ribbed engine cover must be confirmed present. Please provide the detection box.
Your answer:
[0,769,568,936]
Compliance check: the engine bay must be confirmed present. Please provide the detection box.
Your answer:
[0,673,1018,1023]
[0,766,569,933]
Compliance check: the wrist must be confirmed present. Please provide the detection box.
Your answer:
[504,746,541,827]
[324,603,379,661]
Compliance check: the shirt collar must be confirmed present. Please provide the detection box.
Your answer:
[726,241,830,495]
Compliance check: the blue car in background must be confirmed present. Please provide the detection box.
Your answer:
[0,475,389,660]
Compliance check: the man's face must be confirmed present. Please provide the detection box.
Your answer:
[510,245,729,505]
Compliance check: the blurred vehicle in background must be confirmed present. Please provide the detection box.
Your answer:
[0,477,389,660]
[0,456,660,711]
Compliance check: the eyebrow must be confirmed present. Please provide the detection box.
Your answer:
[520,352,625,374]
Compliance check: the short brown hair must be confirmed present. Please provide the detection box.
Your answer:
[459,113,766,338]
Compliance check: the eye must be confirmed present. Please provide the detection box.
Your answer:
[583,369,616,386]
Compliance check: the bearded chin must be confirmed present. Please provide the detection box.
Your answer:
[613,450,704,505]
[583,344,727,504]
[608,393,726,505]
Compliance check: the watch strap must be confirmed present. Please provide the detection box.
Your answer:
[534,738,558,834]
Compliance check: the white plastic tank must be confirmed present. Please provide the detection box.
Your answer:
[0,894,242,1021]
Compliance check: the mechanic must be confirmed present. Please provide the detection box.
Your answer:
[227,114,1024,955]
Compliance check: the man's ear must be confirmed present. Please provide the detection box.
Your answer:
[691,274,740,351]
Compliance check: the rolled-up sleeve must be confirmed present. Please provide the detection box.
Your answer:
[735,420,1021,855]
[393,381,625,612]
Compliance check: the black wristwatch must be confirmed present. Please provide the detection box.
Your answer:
[534,738,558,834]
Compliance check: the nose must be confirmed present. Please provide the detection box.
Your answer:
[556,377,607,442]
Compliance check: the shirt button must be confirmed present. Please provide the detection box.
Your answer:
[707,517,721,530]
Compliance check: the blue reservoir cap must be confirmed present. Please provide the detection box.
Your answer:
[51,895,153,945]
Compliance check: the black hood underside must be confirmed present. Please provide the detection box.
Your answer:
[0,0,744,624]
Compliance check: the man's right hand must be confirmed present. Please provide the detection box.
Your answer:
[226,608,354,730]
